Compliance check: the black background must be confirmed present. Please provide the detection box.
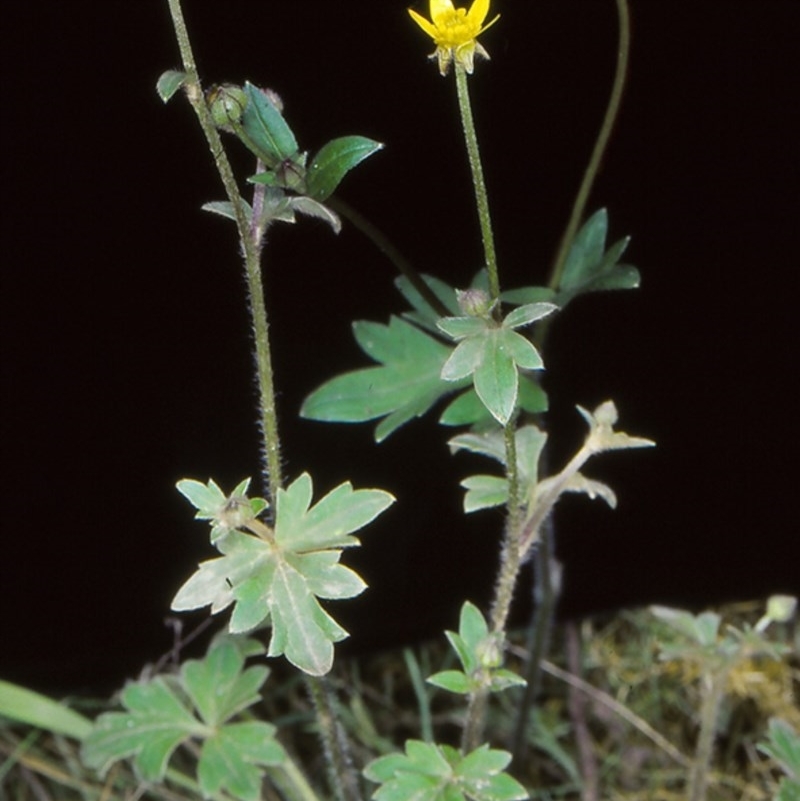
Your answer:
[3,1,798,695]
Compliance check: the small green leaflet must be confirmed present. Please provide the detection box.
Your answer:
[156,70,187,103]
[427,602,526,695]
[449,424,548,513]
[172,473,394,675]
[364,740,528,801]
[240,81,299,167]
[81,638,285,801]
[306,135,384,201]
[301,316,468,442]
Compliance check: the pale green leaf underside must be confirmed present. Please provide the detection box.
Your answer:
[172,473,393,675]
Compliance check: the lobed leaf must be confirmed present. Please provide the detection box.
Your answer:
[364,740,527,801]
[198,721,285,801]
[173,473,393,675]
[301,316,465,442]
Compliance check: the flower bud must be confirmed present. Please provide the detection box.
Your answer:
[456,288,494,318]
[207,84,247,131]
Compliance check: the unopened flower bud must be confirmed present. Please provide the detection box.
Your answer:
[207,84,247,131]
[456,288,493,318]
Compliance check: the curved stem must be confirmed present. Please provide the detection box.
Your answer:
[547,0,630,293]
[166,0,282,502]
[327,196,451,317]
[455,66,500,306]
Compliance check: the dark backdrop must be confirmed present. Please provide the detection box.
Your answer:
[3,0,798,695]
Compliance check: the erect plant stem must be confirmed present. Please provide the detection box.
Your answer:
[166,0,282,504]
[455,66,501,306]
[455,65,529,753]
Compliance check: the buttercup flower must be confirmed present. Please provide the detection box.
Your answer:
[408,0,500,76]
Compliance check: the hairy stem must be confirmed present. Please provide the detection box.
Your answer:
[304,676,363,801]
[166,0,283,503]
[455,66,500,305]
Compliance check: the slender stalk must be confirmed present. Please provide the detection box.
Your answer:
[304,676,363,801]
[455,64,529,750]
[510,519,556,764]
[166,4,356,795]
[688,668,729,801]
[166,0,282,503]
[515,1,632,759]
[547,0,630,293]
[455,66,500,305]
[326,196,451,317]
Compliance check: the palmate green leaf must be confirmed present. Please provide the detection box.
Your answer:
[81,640,284,800]
[301,316,466,442]
[760,719,800,779]
[198,721,285,801]
[555,208,640,307]
[81,678,205,781]
[173,473,393,675]
[306,135,384,201]
[364,740,527,801]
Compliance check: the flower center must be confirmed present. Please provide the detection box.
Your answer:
[436,9,478,47]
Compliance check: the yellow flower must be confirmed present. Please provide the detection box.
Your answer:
[408,0,500,76]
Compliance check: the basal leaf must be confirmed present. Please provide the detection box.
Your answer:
[301,316,464,442]
[198,721,285,801]
[81,679,202,781]
[181,640,269,726]
[306,135,383,201]
[364,741,527,801]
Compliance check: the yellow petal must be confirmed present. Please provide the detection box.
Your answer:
[408,8,439,39]
[430,0,457,27]
[467,0,490,28]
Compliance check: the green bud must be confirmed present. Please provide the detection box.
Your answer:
[456,288,494,318]
[207,84,247,131]
[766,595,797,623]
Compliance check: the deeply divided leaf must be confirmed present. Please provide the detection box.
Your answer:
[301,316,465,442]
[172,473,393,675]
